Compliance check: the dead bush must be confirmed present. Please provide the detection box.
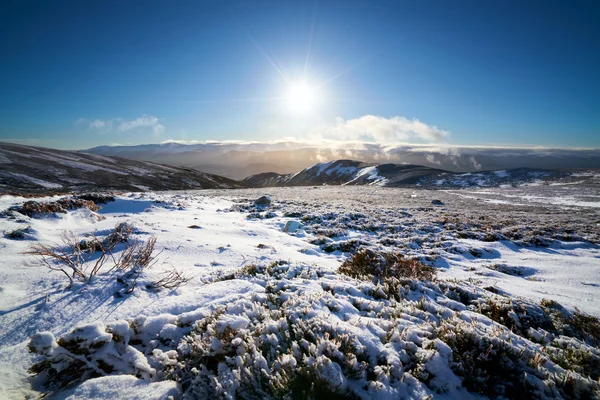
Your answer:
[148,267,192,290]
[541,300,600,346]
[4,225,33,240]
[104,222,134,246]
[570,309,600,346]
[23,224,151,288]
[24,232,118,286]
[75,193,115,204]
[339,249,436,282]
[14,198,99,217]
[112,236,161,295]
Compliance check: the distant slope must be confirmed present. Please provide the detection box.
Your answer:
[242,160,448,187]
[242,160,572,188]
[0,142,243,193]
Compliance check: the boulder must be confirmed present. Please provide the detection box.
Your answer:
[283,220,302,233]
[431,199,444,206]
[254,195,272,206]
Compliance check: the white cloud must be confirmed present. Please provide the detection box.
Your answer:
[117,115,161,132]
[83,115,165,136]
[90,119,111,130]
[310,115,450,143]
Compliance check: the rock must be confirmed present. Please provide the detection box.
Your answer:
[431,199,444,206]
[254,195,272,206]
[283,220,302,233]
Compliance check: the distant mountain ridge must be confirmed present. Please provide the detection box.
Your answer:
[241,160,576,188]
[0,142,242,193]
[242,160,449,187]
[85,141,600,180]
[2,143,594,193]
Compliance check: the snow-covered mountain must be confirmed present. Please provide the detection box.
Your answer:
[0,142,242,193]
[242,160,447,187]
[241,160,570,188]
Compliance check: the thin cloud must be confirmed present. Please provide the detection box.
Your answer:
[90,119,111,130]
[82,115,165,136]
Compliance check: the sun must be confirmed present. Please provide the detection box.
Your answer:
[286,80,317,114]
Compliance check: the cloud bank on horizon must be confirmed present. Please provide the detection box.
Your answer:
[309,115,450,143]
[76,113,451,147]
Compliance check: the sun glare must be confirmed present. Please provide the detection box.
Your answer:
[286,81,317,114]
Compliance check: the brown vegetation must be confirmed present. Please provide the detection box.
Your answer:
[339,248,436,281]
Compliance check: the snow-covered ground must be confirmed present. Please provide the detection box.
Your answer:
[0,193,342,398]
[1,187,599,399]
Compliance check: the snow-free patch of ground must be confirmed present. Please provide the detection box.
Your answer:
[1,187,599,399]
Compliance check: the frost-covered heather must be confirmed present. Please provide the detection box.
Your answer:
[0,185,599,399]
[29,263,600,399]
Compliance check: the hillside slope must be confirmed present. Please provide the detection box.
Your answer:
[242,160,445,187]
[0,142,243,193]
[241,159,563,188]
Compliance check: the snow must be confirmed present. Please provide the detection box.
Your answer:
[448,189,600,208]
[324,165,358,176]
[0,153,11,164]
[345,166,389,186]
[0,192,344,398]
[59,375,180,400]
[0,188,599,398]
[3,172,64,189]
[313,161,334,176]
[438,239,600,314]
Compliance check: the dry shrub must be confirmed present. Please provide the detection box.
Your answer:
[570,309,600,346]
[339,249,436,282]
[105,222,134,247]
[135,236,158,268]
[148,267,192,290]
[24,231,118,286]
[541,299,600,347]
[15,198,99,217]
[75,193,115,204]
[23,224,153,289]
[4,225,33,240]
[112,236,161,294]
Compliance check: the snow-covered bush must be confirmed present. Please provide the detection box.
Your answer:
[28,262,600,399]
[29,321,155,391]
[4,225,34,240]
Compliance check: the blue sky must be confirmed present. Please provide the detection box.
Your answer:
[1,0,599,149]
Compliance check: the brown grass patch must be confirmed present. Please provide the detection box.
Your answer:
[339,249,436,281]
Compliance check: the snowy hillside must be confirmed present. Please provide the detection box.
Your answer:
[0,184,599,399]
[241,159,584,188]
[242,160,445,187]
[0,142,242,193]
